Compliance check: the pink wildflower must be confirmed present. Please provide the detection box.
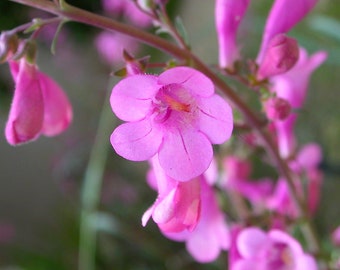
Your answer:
[5,59,72,145]
[142,157,201,233]
[102,0,152,27]
[332,226,340,247]
[110,66,233,181]
[215,0,250,69]
[163,175,230,263]
[95,31,139,65]
[221,156,273,205]
[257,34,299,80]
[231,227,318,270]
[257,0,319,63]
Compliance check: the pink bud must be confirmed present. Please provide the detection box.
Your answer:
[257,34,299,80]
[256,0,318,63]
[264,96,291,121]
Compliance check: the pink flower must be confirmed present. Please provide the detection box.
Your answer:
[102,0,152,27]
[164,176,230,263]
[266,177,300,218]
[110,67,233,181]
[215,0,250,69]
[95,31,139,65]
[332,226,340,247]
[231,227,318,270]
[257,0,319,63]
[271,48,327,157]
[5,59,72,145]
[257,34,299,80]
[273,48,327,109]
[142,157,201,233]
[221,156,273,205]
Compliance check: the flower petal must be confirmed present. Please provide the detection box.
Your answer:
[110,119,162,161]
[237,227,268,258]
[5,60,44,145]
[39,71,73,136]
[196,94,233,144]
[110,75,159,121]
[158,67,214,97]
[158,129,213,181]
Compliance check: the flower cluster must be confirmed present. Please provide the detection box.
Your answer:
[0,0,334,268]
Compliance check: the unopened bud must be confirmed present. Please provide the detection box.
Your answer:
[0,32,19,63]
[123,50,149,76]
[264,97,291,121]
[257,34,299,80]
[11,40,37,64]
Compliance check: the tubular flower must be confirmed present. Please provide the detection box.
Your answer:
[142,157,201,233]
[271,48,327,157]
[257,0,319,63]
[215,0,250,69]
[5,59,72,145]
[163,175,230,263]
[231,227,318,270]
[110,66,233,181]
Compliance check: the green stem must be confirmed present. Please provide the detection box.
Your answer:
[9,0,321,255]
[78,83,114,270]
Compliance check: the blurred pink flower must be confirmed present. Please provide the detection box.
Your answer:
[257,34,299,80]
[273,48,327,109]
[215,0,250,69]
[5,59,72,145]
[95,31,139,65]
[332,226,340,247]
[257,0,319,62]
[110,66,233,181]
[102,0,152,27]
[271,48,327,157]
[221,156,273,206]
[231,227,318,270]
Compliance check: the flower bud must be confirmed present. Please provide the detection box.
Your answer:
[264,96,291,121]
[257,34,299,80]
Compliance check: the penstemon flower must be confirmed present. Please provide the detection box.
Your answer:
[5,59,72,145]
[110,66,233,181]
[215,0,250,70]
[257,0,319,63]
[230,227,318,270]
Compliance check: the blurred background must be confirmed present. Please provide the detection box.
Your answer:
[0,0,340,269]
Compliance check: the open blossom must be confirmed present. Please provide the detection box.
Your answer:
[231,227,318,270]
[215,0,250,69]
[5,59,72,145]
[257,0,319,63]
[110,67,233,181]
